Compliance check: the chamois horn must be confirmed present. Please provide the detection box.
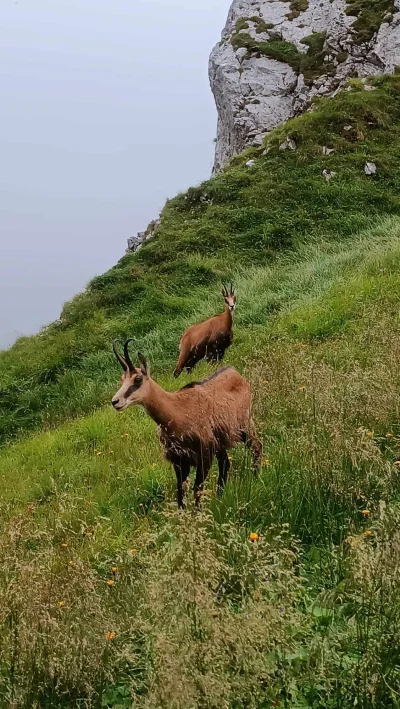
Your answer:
[112,339,128,371]
[123,339,136,372]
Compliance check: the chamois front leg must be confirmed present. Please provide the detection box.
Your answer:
[216,450,230,495]
[174,460,191,509]
[241,424,263,473]
[249,435,263,472]
[194,458,212,508]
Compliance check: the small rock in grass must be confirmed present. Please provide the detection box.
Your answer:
[322,169,337,181]
[365,161,377,175]
[199,194,212,205]
[322,146,335,155]
[279,136,296,151]
[246,159,256,168]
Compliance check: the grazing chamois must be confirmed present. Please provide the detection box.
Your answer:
[173,284,236,378]
[111,339,262,509]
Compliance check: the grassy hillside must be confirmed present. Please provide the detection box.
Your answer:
[1,74,400,444]
[1,75,400,707]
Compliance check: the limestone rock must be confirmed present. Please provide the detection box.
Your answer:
[126,219,160,254]
[365,161,377,175]
[210,0,400,172]
[322,169,337,181]
[279,136,297,151]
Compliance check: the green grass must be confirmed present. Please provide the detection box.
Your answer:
[231,31,302,70]
[287,0,309,21]
[2,216,400,705]
[248,16,275,33]
[235,17,249,32]
[1,75,400,446]
[345,0,395,43]
[1,75,400,706]
[231,30,333,82]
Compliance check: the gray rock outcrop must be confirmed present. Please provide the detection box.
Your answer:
[209,0,400,172]
[126,219,160,254]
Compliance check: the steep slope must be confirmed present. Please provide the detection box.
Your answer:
[1,75,400,445]
[2,217,400,706]
[0,76,400,707]
[210,0,400,170]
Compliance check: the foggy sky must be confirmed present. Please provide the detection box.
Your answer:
[0,0,228,349]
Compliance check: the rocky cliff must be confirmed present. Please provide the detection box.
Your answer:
[210,0,400,171]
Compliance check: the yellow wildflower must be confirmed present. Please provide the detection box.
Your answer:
[362,509,370,517]
[58,601,65,608]
[61,543,68,549]
[111,566,117,574]
[364,530,373,537]
[107,579,115,587]
[129,549,137,555]
[109,450,114,455]
[299,386,306,392]
[366,432,373,438]
[263,459,270,467]
[105,631,116,641]
[386,433,393,438]
[263,380,269,385]
[69,560,74,567]
[97,451,102,456]
[249,532,259,543]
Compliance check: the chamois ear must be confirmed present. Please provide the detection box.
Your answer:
[138,352,149,376]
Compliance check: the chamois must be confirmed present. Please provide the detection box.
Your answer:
[111,339,262,509]
[173,284,236,378]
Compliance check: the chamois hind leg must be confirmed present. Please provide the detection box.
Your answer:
[174,350,200,378]
[241,423,263,473]
[173,356,185,379]
[215,345,227,363]
[216,450,230,495]
[194,458,212,508]
[173,460,191,509]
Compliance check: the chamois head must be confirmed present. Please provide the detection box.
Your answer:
[222,283,236,312]
[111,339,150,411]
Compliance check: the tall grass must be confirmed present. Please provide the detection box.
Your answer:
[1,217,400,704]
[2,76,400,706]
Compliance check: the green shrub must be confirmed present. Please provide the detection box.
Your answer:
[345,0,395,43]
[287,0,309,20]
